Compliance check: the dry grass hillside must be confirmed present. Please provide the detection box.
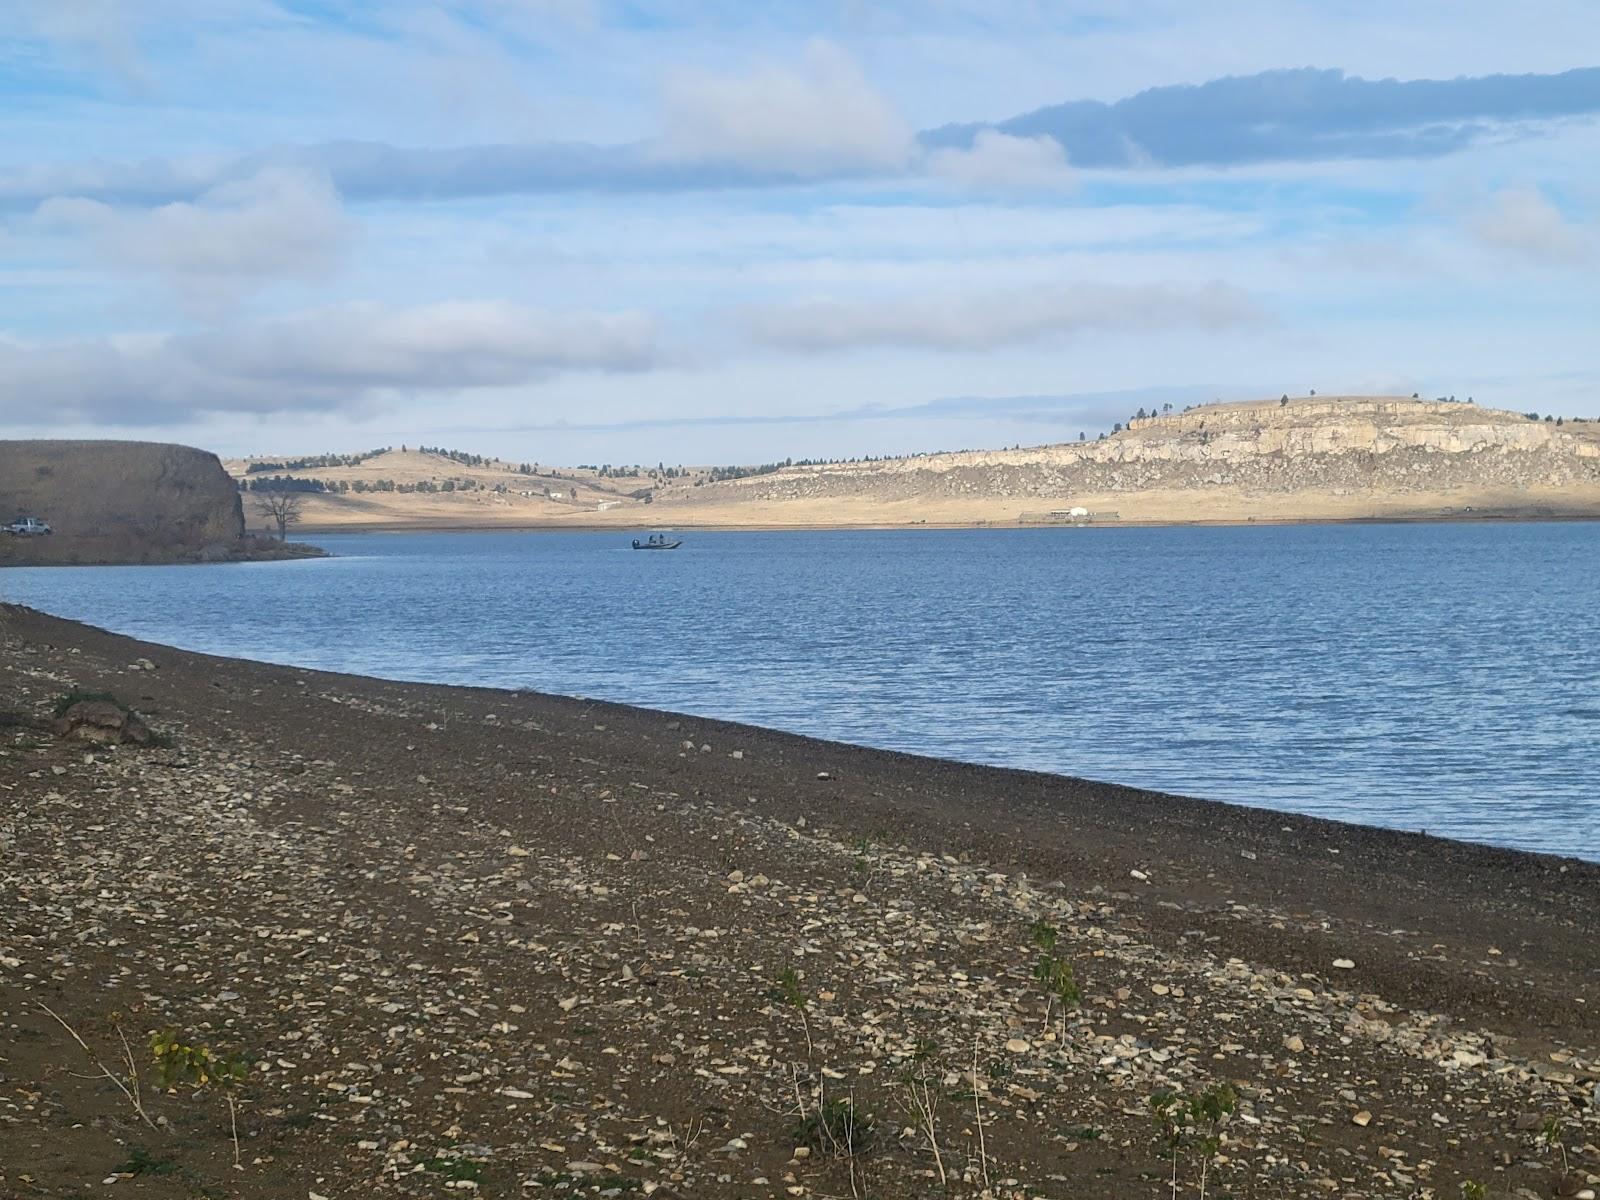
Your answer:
[233,396,1600,533]
[223,448,663,533]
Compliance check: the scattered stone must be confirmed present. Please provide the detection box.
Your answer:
[4,606,1597,1200]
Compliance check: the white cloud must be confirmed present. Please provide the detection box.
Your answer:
[34,167,352,305]
[20,0,154,92]
[1468,185,1594,264]
[742,283,1261,352]
[0,155,231,208]
[183,300,659,386]
[924,130,1075,192]
[0,300,661,425]
[652,40,912,176]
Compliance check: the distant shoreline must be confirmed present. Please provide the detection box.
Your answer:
[0,536,327,569]
[289,508,1600,535]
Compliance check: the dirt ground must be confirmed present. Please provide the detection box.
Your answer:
[2,605,1597,1199]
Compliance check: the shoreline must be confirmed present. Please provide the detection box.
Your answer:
[288,509,1600,535]
[0,535,327,569]
[4,601,1596,871]
[4,605,1598,1197]
[0,601,1587,876]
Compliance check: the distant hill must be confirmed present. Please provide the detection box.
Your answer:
[654,395,1600,526]
[0,440,302,565]
[223,395,1600,533]
[220,447,661,532]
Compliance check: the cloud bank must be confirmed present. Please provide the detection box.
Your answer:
[35,168,350,304]
[925,131,1075,192]
[923,66,1600,167]
[4,65,1596,209]
[0,301,660,426]
[742,283,1261,352]
[652,41,912,176]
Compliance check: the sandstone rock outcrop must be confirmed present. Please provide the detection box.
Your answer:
[688,396,1600,512]
[0,440,248,564]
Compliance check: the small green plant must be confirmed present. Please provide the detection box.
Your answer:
[770,965,804,1008]
[1150,1082,1238,1199]
[793,1096,876,1155]
[768,965,813,1058]
[1541,1115,1570,1175]
[119,1147,178,1176]
[150,1031,249,1168]
[1029,921,1081,1034]
[1459,1181,1486,1200]
[423,1156,487,1182]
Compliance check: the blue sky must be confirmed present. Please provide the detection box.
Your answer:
[2,1,1597,463]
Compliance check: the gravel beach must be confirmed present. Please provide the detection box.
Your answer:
[2,604,1597,1199]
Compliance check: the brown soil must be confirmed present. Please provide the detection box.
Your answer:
[2,606,1596,1199]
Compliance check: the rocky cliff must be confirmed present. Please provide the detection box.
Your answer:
[0,440,253,565]
[693,396,1600,515]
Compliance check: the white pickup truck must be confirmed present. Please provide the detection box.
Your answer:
[5,516,52,536]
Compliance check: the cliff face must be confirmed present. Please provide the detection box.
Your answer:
[710,397,1600,507]
[0,440,247,564]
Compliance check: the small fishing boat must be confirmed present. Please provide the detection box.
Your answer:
[631,533,682,550]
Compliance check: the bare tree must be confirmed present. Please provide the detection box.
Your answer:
[254,490,303,541]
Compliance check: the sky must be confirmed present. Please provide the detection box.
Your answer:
[1,1,1598,466]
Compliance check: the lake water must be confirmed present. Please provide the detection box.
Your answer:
[6,524,1597,861]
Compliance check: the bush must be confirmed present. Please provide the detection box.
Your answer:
[793,1097,876,1154]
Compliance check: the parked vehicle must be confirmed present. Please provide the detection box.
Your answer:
[5,516,52,536]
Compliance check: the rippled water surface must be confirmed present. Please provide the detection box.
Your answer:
[7,524,1598,860]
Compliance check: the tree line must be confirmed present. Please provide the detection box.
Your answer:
[245,448,390,474]
[240,475,496,494]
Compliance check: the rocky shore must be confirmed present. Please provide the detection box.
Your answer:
[2,605,1597,1199]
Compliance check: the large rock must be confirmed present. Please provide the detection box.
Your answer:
[0,440,245,564]
[52,699,155,746]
